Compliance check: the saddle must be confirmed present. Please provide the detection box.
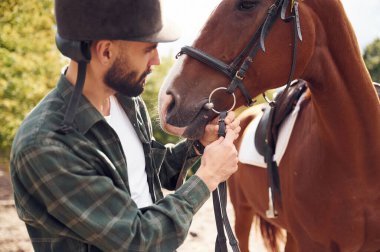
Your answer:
[255,79,308,156]
[255,81,379,157]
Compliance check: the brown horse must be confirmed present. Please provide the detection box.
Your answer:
[158,0,380,251]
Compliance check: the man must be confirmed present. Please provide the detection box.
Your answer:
[10,0,241,251]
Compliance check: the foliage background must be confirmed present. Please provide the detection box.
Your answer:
[0,0,61,161]
[1,1,379,168]
[142,57,181,144]
[363,38,380,83]
[0,0,180,166]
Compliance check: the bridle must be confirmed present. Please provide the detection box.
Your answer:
[176,0,302,109]
[176,0,302,251]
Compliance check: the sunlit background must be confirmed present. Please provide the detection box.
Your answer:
[159,0,380,57]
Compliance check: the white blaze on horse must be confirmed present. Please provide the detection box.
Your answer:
[159,0,380,251]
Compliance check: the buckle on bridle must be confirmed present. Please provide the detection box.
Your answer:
[235,71,245,80]
[268,4,277,14]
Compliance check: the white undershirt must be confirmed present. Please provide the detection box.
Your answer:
[104,96,153,208]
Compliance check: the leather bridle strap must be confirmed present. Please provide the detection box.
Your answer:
[213,182,240,252]
[176,0,286,108]
[226,0,288,106]
[177,46,255,106]
[272,0,302,105]
[262,0,302,218]
[178,47,235,79]
[219,181,239,250]
[212,189,228,252]
[212,111,240,252]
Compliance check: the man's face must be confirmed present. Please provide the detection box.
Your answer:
[104,41,159,97]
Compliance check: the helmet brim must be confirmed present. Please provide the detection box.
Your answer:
[126,17,181,43]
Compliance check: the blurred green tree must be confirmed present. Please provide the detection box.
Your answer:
[142,55,182,144]
[0,0,62,158]
[363,38,380,82]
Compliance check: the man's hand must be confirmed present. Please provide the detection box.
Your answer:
[199,111,241,146]
[195,129,239,192]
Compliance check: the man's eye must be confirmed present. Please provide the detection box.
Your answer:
[145,46,157,54]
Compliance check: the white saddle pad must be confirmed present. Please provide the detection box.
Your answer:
[238,92,308,168]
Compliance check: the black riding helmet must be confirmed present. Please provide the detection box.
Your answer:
[54,0,179,133]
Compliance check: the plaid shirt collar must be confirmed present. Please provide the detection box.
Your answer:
[57,74,104,134]
[56,74,147,142]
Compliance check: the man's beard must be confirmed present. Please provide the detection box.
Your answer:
[104,56,151,97]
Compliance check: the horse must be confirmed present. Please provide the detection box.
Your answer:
[158,0,380,251]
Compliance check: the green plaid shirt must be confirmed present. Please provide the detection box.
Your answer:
[10,75,210,252]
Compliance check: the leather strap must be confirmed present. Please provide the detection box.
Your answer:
[213,189,228,252]
[213,111,240,252]
[264,104,281,216]
[193,140,205,154]
[213,182,240,252]
[219,182,240,250]
[58,61,87,134]
[218,111,228,137]
[177,47,235,79]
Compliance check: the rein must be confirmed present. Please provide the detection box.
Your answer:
[176,0,302,251]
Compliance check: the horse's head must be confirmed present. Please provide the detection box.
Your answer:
[159,0,316,139]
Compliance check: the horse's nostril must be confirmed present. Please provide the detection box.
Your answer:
[167,95,176,115]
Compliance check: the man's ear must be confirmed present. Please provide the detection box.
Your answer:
[92,40,115,65]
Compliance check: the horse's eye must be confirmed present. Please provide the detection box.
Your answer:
[238,0,258,11]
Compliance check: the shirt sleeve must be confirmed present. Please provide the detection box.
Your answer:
[11,140,209,252]
[163,139,201,190]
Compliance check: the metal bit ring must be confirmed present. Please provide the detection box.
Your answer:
[208,87,236,114]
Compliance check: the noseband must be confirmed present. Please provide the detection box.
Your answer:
[176,0,302,251]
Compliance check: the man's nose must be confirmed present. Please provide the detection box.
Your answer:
[149,49,161,66]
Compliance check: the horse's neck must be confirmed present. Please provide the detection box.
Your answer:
[300,2,380,150]
[304,44,376,112]
[302,5,379,125]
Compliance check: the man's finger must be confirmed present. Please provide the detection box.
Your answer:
[227,118,240,130]
[225,111,235,125]
[234,127,241,140]
[207,136,224,147]
[223,129,235,144]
